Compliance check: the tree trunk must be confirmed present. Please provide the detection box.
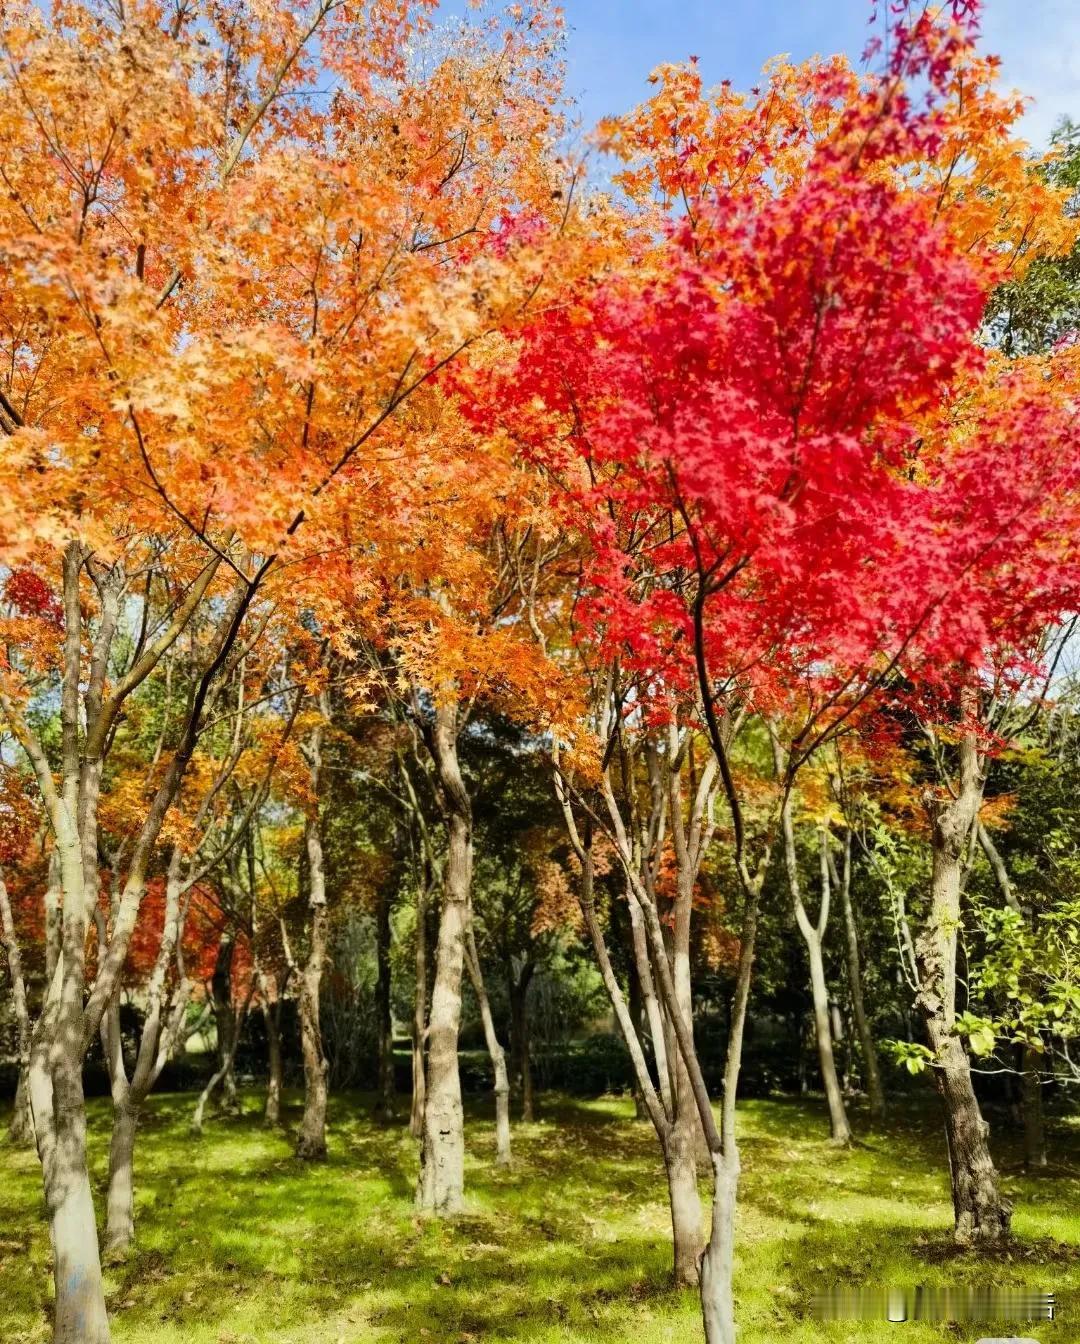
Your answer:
[191,1052,229,1134]
[508,970,522,1097]
[627,940,648,1122]
[29,1006,111,1344]
[416,704,471,1214]
[194,940,249,1139]
[783,816,851,1143]
[210,933,241,1116]
[221,1054,239,1111]
[626,885,671,1115]
[48,1151,111,1343]
[416,779,470,1220]
[262,997,283,1128]
[0,874,34,1146]
[700,1151,739,1344]
[833,834,885,1120]
[104,850,192,1253]
[932,1033,1012,1241]
[915,728,1010,1244]
[100,985,138,1257]
[11,1066,35,1146]
[375,885,395,1118]
[574,833,699,1282]
[465,919,511,1166]
[409,877,428,1141]
[5,543,245,1344]
[296,902,329,1159]
[628,852,762,1344]
[508,962,535,1121]
[806,934,851,1143]
[104,1101,138,1256]
[192,983,253,1136]
[663,1121,705,1288]
[1022,1044,1047,1170]
[297,719,329,1161]
[520,990,534,1122]
[667,855,705,1273]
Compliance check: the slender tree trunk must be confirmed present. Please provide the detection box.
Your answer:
[104,851,192,1252]
[581,823,715,1298]
[409,877,428,1140]
[464,918,511,1166]
[192,985,252,1135]
[0,874,34,1146]
[573,837,697,1276]
[626,886,672,1115]
[104,1099,138,1256]
[193,939,246,1134]
[832,833,885,1120]
[11,1067,34,1146]
[611,889,648,1120]
[627,940,648,1121]
[100,982,138,1257]
[783,815,851,1143]
[508,969,523,1100]
[220,1042,239,1111]
[417,704,471,1214]
[520,987,535,1122]
[1022,1044,1047,1170]
[508,962,535,1121]
[210,934,241,1116]
[693,870,763,1344]
[700,1151,739,1344]
[806,934,851,1143]
[297,715,329,1160]
[192,1045,230,1133]
[296,908,329,1159]
[915,728,1010,1244]
[4,543,244,1344]
[634,857,761,1344]
[375,885,395,1118]
[262,997,283,1127]
[667,872,705,1278]
[831,998,851,1094]
[417,815,469,1210]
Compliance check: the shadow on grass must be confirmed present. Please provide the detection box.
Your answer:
[5,1088,1080,1343]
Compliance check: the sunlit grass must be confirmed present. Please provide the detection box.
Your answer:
[2,1088,1079,1342]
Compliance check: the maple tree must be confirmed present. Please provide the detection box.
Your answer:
[345,389,589,1208]
[456,3,1080,1337]
[4,1,1080,1342]
[0,0,583,1331]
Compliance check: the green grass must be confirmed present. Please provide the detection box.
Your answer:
[2,1089,1080,1342]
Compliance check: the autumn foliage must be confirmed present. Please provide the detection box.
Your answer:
[455,5,1080,759]
[3,0,1080,1338]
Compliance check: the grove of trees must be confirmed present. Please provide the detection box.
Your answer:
[3,1,1080,1342]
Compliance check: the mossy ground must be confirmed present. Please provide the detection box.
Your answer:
[2,1090,1079,1342]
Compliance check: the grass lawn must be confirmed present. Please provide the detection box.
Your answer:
[2,1089,1079,1342]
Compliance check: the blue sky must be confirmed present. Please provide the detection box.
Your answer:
[559,1,1080,151]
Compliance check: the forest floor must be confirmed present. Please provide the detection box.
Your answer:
[2,1090,1080,1343]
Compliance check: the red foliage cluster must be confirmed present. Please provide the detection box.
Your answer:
[463,0,1080,740]
[2,569,63,626]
